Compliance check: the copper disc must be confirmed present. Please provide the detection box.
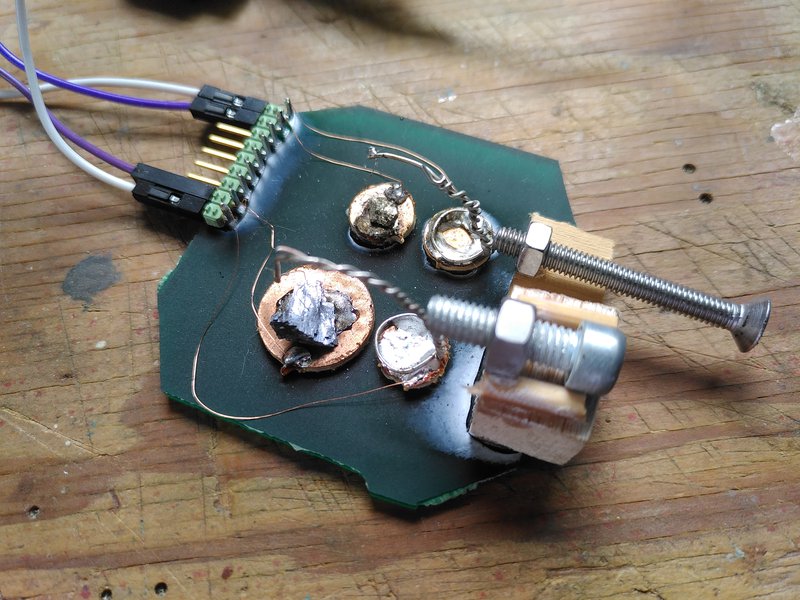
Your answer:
[257,266,375,372]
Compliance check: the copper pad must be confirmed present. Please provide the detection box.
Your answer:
[257,266,375,372]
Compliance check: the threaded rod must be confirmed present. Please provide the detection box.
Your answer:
[425,296,579,381]
[492,227,771,352]
[543,242,740,329]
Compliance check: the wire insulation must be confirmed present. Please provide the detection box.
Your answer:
[0,67,134,173]
[0,41,194,109]
[15,0,135,191]
[0,76,199,100]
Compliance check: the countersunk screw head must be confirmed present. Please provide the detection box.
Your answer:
[492,224,773,353]
[732,298,771,353]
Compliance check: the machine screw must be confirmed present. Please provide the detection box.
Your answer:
[425,296,626,395]
[493,226,771,353]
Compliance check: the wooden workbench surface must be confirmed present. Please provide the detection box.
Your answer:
[1,1,798,598]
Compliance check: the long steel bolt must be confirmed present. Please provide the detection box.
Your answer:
[493,227,771,353]
[425,296,625,394]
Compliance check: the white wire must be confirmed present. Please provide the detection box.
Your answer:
[15,0,134,192]
[0,77,199,100]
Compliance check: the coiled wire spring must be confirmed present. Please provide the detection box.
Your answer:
[368,147,493,248]
[273,245,426,317]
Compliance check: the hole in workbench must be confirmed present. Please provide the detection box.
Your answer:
[26,505,40,519]
[100,589,112,600]
[682,163,696,174]
[154,582,168,596]
[698,193,714,204]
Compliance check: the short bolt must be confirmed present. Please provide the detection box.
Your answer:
[493,225,771,353]
[425,296,626,395]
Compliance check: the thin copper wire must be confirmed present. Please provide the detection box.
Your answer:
[293,129,400,183]
[303,122,449,176]
[367,148,493,246]
[188,114,417,421]
[247,207,276,333]
[190,229,243,416]
[304,123,492,246]
[192,375,403,422]
[190,208,405,421]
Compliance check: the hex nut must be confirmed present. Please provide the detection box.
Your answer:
[516,222,552,277]
[483,298,536,379]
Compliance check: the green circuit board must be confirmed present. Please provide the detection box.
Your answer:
[158,106,573,508]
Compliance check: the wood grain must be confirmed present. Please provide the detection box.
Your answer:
[1,0,798,598]
[508,285,620,329]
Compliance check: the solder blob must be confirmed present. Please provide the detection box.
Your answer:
[258,266,374,374]
[375,313,450,390]
[347,182,416,249]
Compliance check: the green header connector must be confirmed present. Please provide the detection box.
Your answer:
[202,103,288,228]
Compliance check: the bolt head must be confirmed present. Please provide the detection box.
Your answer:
[516,222,552,277]
[484,299,536,379]
[564,321,626,395]
[732,298,771,352]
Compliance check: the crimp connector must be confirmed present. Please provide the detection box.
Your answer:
[190,85,267,129]
[131,163,234,229]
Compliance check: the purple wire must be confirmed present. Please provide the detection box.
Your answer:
[0,42,192,111]
[0,66,135,174]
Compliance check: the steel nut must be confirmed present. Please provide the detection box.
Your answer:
[516,221,552,277]
[484,298,536,380]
